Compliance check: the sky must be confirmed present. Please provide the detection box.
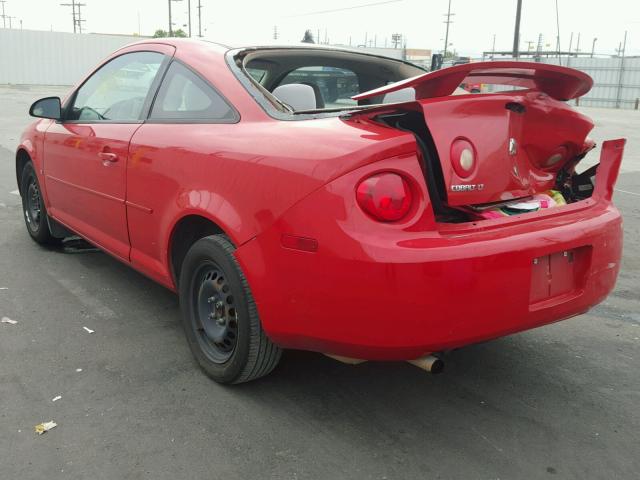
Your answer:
[2,0,639,57]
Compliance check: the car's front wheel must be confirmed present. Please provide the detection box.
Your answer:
[20,161,57,245]
[179,234,282,384]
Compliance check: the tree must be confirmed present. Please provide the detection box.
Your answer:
[301,30,315,44]
[153,28,187,38]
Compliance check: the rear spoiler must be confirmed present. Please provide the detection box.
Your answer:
[352,61,593,102]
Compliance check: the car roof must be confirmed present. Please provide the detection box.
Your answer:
[121,38,424,70]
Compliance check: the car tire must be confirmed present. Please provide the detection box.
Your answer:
[20,161,57,245]
[179,234,282,384]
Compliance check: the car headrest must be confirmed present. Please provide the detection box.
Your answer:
[272,83,317,111]
[382,87,416,104]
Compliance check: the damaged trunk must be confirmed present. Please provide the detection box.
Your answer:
[348,62,606,223]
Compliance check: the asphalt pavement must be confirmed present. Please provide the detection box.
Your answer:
[0,86,639,480]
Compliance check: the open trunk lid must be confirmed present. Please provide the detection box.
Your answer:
[351,62,595,207]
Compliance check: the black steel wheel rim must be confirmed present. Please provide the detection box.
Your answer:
[192,262,239,363]
[25,175,42,232]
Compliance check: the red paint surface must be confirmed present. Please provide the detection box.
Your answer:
[17,40,624,360]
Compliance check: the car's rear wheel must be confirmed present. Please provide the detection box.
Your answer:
[179,234,282,384]
[20,162,57,245]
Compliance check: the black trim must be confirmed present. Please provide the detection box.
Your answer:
[145,58,240,124]
[140,55,173,120]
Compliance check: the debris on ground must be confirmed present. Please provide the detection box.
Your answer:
[0,287,8,290]
[9,189,20,196]
[82,326,95,334]
[76,368,83,372]
[1,316,17,325]
[52,395,62,402]
[35,421,57,435]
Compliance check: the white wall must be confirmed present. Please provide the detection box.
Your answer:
[0,29,144,85]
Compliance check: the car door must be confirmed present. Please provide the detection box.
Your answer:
[126,60,239,286]
[43,47,172,260]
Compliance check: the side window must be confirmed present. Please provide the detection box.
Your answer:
[149,62,236,121]
[278,67,360,108]
[69,51,164,122]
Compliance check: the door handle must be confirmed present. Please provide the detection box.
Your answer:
[98,151,118,163]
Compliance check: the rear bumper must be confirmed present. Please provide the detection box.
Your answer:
[235,140,625,360]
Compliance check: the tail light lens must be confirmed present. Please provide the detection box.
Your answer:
[356,172,412,222]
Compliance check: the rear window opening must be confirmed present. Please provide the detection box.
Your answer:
[230,47,426,116]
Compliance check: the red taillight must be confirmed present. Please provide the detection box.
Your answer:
[356,172,412,222]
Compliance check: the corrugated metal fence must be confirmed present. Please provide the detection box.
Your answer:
[2,30,640,109]
[0,29,144,85]
[483,56,640,110]
[548,57,640,110]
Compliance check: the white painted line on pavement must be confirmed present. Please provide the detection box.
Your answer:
[615,188,640,197]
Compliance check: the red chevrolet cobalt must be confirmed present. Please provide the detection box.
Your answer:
[17,39,624,383]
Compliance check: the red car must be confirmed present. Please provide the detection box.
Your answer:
[17,39,624,383]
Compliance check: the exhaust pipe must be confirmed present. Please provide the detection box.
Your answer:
[408,355,444,374]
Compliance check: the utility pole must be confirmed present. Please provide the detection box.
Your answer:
[615,30,627,109]
[75,2,86,33]
[567,32,573,56]
[168,0,183,36]
[0,0,7,29]
[575,32,580,53]
[187,0,191,37]
[513,0,522,58]
[197,0,202,37]
[442,0,454,58]
[591,37,597,58]
[60,1,77,33]
[535,33,543,62]
[555,0,561,63]
[273,25,278,40]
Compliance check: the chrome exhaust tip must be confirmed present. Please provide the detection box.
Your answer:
[408,355,444,374]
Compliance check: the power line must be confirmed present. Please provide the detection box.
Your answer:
[285,0,403,18]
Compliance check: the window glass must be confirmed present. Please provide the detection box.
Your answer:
[278,66,359,108]
[69,51,163,121]
[150,62,236,121]
[246,67,267,83]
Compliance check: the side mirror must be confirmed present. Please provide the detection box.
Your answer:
[29,97,62,120]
